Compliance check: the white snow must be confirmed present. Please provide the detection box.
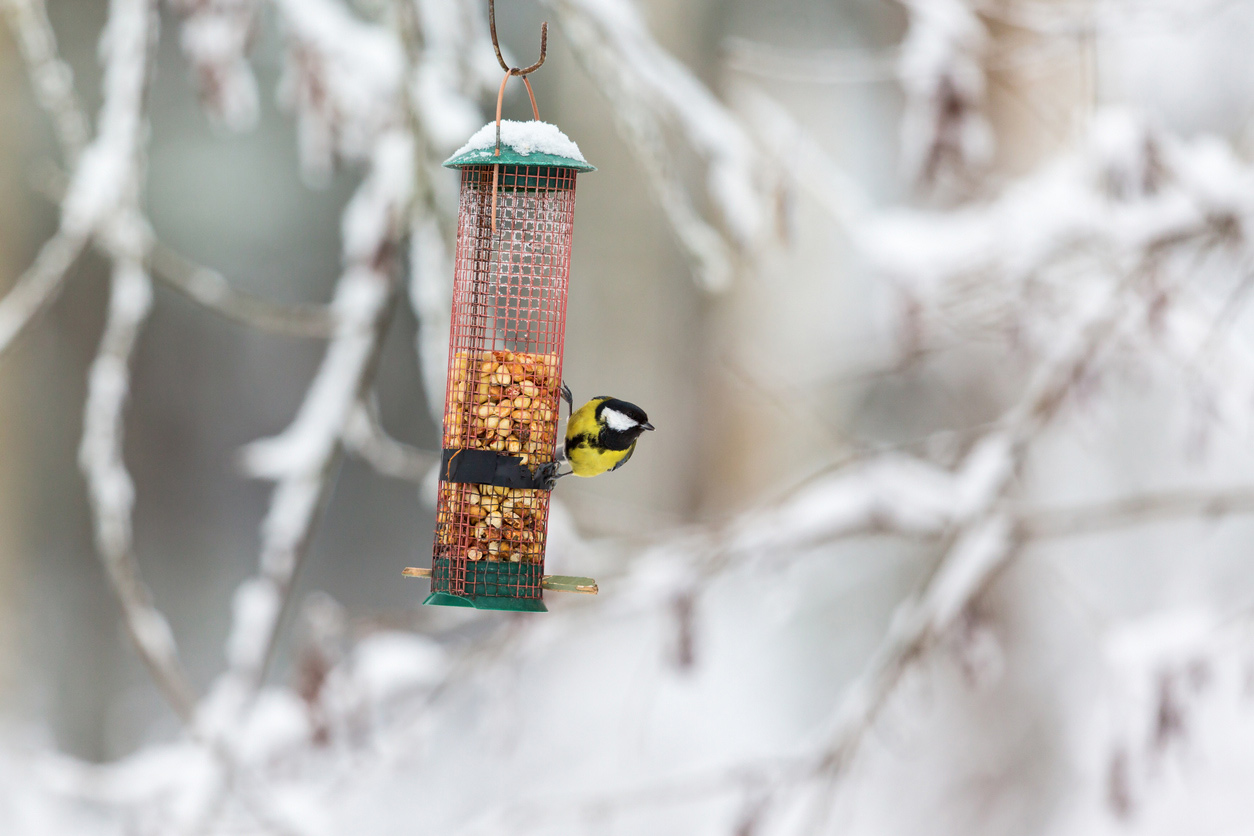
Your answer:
[225,578,281,673]
[449,118,587,163]
[350,632,448,700]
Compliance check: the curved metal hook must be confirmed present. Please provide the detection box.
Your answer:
[489,0,548,76]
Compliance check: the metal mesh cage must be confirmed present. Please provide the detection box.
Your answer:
[428,164,578,610]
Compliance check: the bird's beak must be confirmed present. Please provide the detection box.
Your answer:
[641,422,655,431]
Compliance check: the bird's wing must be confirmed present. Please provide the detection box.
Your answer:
[610,440,637,472]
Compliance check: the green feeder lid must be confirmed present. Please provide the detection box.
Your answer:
[444,119,596,172]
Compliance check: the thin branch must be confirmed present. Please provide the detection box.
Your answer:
[1021,487,1254,540]
[343,396,437,482]
[0,229,90,355]
[148,242,338,338]
[32,163,341,339]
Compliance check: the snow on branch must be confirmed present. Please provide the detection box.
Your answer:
[342,395,438,482]
[1,0,90,165]
[547,0,775,291]
[403,0,500,154]
[168,0,261,131]
[272,0,405,182]
[897,0,992,190]
[71,0,201,722]
[0,0,155,357]
[223,129,412,709]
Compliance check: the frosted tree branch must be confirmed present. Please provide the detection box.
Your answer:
[147,241,340,338]
[75,0,199,722]
[81,241,199,723]
[168,0,261,131]
[547,0,775,291]
[1021,486,1254,539]
[32,164,344,338]
[0,231,90,356]
[221,128,412,710]
[343,395,438,482]
[1,0,90,165]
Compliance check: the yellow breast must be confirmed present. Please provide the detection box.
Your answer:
[568,439,634,477]
[565,397,635,477]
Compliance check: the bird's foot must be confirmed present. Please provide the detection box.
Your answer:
[535,461,571,492]
[561,382,574,417]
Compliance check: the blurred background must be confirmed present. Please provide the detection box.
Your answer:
[4,0,1254,834]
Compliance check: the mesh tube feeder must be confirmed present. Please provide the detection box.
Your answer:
[407,20,596,611]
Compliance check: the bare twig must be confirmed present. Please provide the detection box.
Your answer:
[148,243,339,338]
[343,396,437,482]
[1021,487,1254,539]
[0,230,89,355]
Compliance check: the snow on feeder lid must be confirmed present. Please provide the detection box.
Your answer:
[405,1,597,612]
[443,119,596,173]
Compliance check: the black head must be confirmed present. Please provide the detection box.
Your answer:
[595,397,654,448]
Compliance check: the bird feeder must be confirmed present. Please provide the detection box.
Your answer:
[405,6,596,612]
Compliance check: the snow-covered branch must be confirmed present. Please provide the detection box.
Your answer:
[547,0,775,291]
[168,0,261,131]
[223,129,412,709]
[74,0,199,722]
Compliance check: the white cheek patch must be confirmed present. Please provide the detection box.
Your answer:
[602,407,636,431]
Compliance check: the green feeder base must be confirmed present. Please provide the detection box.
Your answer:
[423,557,548,612]
[422,592,474,608]
[422,591,547,612]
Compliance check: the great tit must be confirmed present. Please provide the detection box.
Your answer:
[556,384,654,478]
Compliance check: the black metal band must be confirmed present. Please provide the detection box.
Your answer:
[440,448,555,491]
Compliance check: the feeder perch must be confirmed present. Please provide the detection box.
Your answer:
[417,11,595,612]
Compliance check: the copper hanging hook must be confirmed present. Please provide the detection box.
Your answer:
[487,0,547,233]
[489,0,547,78]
